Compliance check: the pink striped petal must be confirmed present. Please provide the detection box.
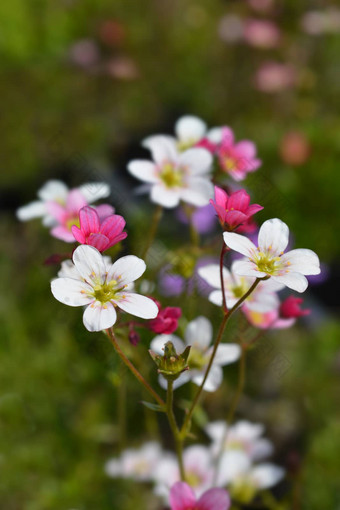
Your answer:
[95,204,115,221]
[214,185,229,208]
[79,206,100,236]
[100,215,126,238]
[224,210,248,228]
[169,482,196,510]
[88,233,110,251]
[227,189,250,211]
[106,231,128,249]
[71,225,86,244]
[197,488,231,510]
[51,225,76,242]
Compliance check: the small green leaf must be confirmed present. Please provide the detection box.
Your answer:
[140,401,166,413]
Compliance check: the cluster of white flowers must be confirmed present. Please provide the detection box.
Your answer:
[105,420,284,505]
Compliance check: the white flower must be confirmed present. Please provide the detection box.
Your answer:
[16,179,110,225]
[205,420,273,462]
[229,462,285,502]
[105,442,162,482]
[153,445,215,501]
[174,115,208,150]
[198,261,283,313]
[223,218,320,292]
[127,136,213,208]
[150,316,241,392]
[51,245,158,332]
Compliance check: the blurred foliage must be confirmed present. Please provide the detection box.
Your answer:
[0,0,339,508]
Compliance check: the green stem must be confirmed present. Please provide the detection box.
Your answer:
[117,363,127,452]
[141,204,163,259]
[166,380,186,481]
[180,278,262,438]
[106,328,165,407]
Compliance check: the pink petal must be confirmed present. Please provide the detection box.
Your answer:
[246,203,264,216]
[197,488,231,510]
[169,482,196,510]
[71,225,86,244]
[79,206,100,237]
[45,201,67,222]
[227,189,250,211]
[235,140,257,159]
[95,204,115,221]
[66,189,88,213]
[210,200,227,223]
[100,215,126,239]
[51,225,76,242]
[221,127,234,146]
[106,232,128,249]
[87,233,110,251]
[214,186,228,208]
[224,210,248,228]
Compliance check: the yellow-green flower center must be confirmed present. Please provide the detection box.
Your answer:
[231,477,257,504]
[66,215,80,231]
[189,346,207,370]
[223,156,237,171]
[177,139,196,152]
[160,162,183,188]
[186,470,202,488]
[254,252,282,275]
[92,280,126,303]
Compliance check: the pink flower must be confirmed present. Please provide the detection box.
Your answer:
[279,296,310,319]
[244,19,281,49]
[255,62,296,93]
[210,186,263,231]
[149,301,182,334]
[71,205,127,252]
[217,128,262,180]
[169,482,230,510]
[47,189,90,242]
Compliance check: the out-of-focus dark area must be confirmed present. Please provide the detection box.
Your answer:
[0,0,339,509]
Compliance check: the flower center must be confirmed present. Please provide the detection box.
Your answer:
[189,346,207,370]
[186,470,203,488]
[223,156,237,171]
[159,162,183,188]
[253,252,282,275]
[230,477,257,504]
[177,139,196,152]
[92,280,121,303]
[65,215,80,231]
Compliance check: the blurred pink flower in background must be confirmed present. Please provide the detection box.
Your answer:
[254,62,296,93]
[217,128,262,180]
[247,0,275,13]
[169,481,230,510]
[279,131,311,166]
[69,39,100,68]
[244,19,281,49]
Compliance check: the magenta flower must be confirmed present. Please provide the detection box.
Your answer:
[217,127,262,180]
[279,296,310,319]
[71,205,127,252]
[210,186,263,231]
[149,301,182,334]
[169,481,230,510]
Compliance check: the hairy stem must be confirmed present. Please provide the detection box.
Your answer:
[106,328,165,407]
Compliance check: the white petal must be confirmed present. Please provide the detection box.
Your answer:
[246,291,279,312]
[271,272,308,293]
[142,135,178,165]
[223,232,256,257]
[117,293,159,319]
[192,365,223,392]
[58,260,81,279]
[79,182,110,203]
[185,316,213,349]
[180,177,214,206]
[150,184,181,208]
[104,459,121,477]
[175,115,207,142]
[209,343,241,366]
[258,218,289,256]
[198,264,231,289]
[73,245,106,284]
[217,451,251,486]
[209,290,223,306]
[51,278,94,306]
[16,201,47,221]
[178,148,213,175]
[127,160,159,183]
[281,248,320,275]
[150,335,185,355]
[158,371,191,390]
[38,180,69,201]
[206,127,224,143]
[252,439,274,461]
[107,255,146,286]
[232,259,266,278]
[83,301,117,331]
[205,421,228,443]
[251,463,285,489]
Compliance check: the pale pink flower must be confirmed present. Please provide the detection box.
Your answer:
[169,482,230,510]
[71,205,127,251]
[216,127,262,181]
[244,19,281,48]
[105,442,162,482]
[210,186,263,230]
[254,62,296,93]
[223,218,320,293]
[51,245,158,332]
[279,131,311,166]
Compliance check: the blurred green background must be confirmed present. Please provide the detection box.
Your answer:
[0,0,339,509]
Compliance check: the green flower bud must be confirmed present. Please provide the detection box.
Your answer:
[149,341,191,381]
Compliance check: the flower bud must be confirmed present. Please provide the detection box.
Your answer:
[149,341,191,381]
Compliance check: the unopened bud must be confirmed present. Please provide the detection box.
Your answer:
[149,341,191,381]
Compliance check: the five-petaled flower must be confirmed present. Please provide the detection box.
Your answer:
[71,205,127,252]
[223,218,320,292]
[127,136,214,208]
[210,186,263,231]
[169,481,230,510]
[51,245,158,331]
